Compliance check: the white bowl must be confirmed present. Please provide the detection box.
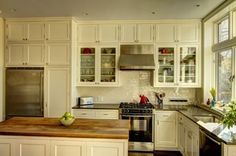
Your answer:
[60,118,75,126]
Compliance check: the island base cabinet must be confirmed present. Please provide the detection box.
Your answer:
[0,136,128,156]
[87,141,127,156]
[51,141,86,156]
[15,139,50,156]
[0,139,14,156]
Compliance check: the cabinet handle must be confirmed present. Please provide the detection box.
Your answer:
[25,62,27,65]
[46,63,48,65]
[22,62,25,65]
[22,38,25,40]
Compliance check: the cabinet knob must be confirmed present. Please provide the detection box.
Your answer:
[46,63,48,65]
[25,38,28,41]
[22,62,25,65]
[46,38,48,40]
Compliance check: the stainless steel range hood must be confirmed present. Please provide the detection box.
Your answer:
[119,45,155,70]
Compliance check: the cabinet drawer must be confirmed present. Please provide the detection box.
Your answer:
[95,110,118,119]
[73,109,95,119]
[155,111,176,121]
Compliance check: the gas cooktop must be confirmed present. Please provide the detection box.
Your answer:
[119,102,154,115]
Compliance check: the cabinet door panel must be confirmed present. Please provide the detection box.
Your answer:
[0,143,12,156]
[156,24,176,42]
[137,24,153,43]
[46,44,71,66]
[120,24,136,42]
[16,140,50,156]
[45,68,70,117]
[51,141,85,156]
[6,44,25,66]
[46,21,70,41]
[87,142,125,156]
[178,24,199,43]
[7,22,25,41]
[78,24,97,43]
[26,23,45,41]
[26,44,44,66]
[99,24,118,43]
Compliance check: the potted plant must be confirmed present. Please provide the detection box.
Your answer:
[209,88,216,107]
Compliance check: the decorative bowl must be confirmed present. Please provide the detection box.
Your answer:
[59,118,75,126]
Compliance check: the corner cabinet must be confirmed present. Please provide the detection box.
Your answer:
[77,45,119,86]
[154,44,201,88]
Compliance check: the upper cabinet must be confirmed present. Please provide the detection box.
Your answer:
[120,23,154,43]
[156,23,200,43]
[45,21,71,41]
[77,45,119,86]
[154,44,201,88]
[6,20,71,42]
[78,24,119,43]
[6,22,45,42]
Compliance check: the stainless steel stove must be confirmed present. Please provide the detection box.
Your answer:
[119,102,154,152]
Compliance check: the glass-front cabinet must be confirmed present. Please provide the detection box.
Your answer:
[155,44,200,87]
[78,45,119,86]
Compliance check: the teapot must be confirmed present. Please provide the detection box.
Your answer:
[139,95,149,104]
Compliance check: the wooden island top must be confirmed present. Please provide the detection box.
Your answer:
[0,117,130,139]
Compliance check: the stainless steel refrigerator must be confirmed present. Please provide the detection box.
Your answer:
[6,68,44,119]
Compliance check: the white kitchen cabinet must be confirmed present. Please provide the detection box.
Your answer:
[6,44,44,66]
[154,44,201,88]
[78,24,119,43]
[73,109,119,119]
[45,21,71,41]
[0,139,14,156]
[120,23,154,43]
[6,22,45,42]
[178,114,185,154]
[87,141,126,156]
[44,67,70,117]
[46,43,71,66]
[155,23,199,43]
[15,139,50,156]
[154,111,177,149]
[178,113,199,156]
[77,45,119,86]
[224,144,236,156]
[51,140,86,156]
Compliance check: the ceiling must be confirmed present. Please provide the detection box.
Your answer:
[0,0,225,20]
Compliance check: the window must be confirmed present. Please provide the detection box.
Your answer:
[216,49,234,103]
[217,17,229,43]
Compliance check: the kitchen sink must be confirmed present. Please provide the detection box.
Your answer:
[193,114,221,123]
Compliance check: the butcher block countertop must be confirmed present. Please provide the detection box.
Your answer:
[0,117,129,139]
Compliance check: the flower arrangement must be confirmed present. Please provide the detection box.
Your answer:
[210,88,216,101]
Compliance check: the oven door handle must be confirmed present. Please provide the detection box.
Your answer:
[200,129,221,145]
[120,114,153,118]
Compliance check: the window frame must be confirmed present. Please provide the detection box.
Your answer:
[215,48,235,103]
[214,15,230,44]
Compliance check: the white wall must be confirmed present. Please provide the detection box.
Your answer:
[0,18,4,121]
[76,71,197,105]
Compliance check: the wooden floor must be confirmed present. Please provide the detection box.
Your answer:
[129,151,182,156]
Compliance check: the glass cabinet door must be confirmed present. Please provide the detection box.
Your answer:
[79,47,96,83]
[100,47,117,83]
[179,46,197,84]
[157,46,175,84]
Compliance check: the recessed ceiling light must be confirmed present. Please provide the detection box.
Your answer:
[82,12,89,16]
[195,4,200,7]
[151,11,157,15]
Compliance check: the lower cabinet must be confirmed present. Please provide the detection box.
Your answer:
[73,109,119,119]
[178,113,199,156]
[0,136,128,156]
[224,144,236,156]
[154,111,178,150]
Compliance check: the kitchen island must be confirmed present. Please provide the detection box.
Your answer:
[0,117,129,156]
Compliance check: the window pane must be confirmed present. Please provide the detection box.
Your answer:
[217,50,232,103]
[218,18,229,42]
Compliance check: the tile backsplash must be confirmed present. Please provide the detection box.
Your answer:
[76,71,197,105]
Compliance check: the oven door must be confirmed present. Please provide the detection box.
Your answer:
[121,114,153,143]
